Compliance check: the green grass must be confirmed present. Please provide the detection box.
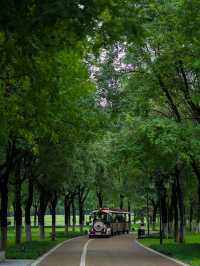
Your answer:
[140,232,200,266]
[6,240,59,259]
[6,226,87,259]
[5,214,91,259]
[8,215,91,227]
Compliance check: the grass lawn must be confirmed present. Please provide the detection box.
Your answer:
[6,226,87,259]
[8,215,91,227]
[140,232,200,266]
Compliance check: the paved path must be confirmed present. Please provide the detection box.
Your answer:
[36,234,184,266]
[0,260,33,266]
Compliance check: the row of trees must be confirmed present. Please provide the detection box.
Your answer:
[0,0,141,252]
[1,0,200,252]
[92,1,200,244]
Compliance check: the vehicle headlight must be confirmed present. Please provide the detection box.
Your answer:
[93,221,104,232]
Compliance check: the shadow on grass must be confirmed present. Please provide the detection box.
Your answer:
[6,231,86,259]
[6,241,56,259]
[150,243,200,266]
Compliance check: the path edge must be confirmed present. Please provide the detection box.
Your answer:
[31,235,85,266]
[136,239,189,266]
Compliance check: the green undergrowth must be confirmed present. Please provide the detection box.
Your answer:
[6,240,58,259]
[140,233,200,266]
[6,227,87,259]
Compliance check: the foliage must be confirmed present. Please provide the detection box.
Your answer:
[1,0,200,254]
[140,233,200,266]
[6,228,85,259]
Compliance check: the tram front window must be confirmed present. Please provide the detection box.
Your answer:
[94,212,107,223]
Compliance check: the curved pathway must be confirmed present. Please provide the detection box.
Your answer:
[36,234,185,266]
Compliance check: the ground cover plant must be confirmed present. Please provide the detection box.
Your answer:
[6,226,86,259]
[140,233,200,266]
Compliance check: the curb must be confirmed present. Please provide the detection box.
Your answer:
[1,260,34,266]
[0,251,5,262]
[31,236,86,266]
[136,239,189,266]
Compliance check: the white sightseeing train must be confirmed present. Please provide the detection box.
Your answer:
[89,208,130,238]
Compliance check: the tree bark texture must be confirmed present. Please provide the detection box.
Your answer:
[96,191,103,208]
[191,159,200,232]
[120,194,124,210]
[0,175,8,250]
[25,177,33,241]
[176,169,185,243]
[173,179,179,242]
[161,186,168,238]
[14,179,22,245]
[72,196,76,232]
[38,186,48,240]
[151,199,158,231]
[64,194,71,234]
[51,193,57,241]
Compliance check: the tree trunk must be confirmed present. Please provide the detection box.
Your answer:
[78,188,84,233]
[38,187,48,240]
[96,191,103,208]
[161,186,167,238]
[34,205,38,227]
[25,177,33,241]
[176,169,185,243]
[0,142,17,250]
[146,191,150,236]
[191,159,200,232]
[133,210,136,224]
[78,186,89,233]
[51,193,57,241]
[79,200,84,233]
[72,196,76,232]
[64,195,70,234]
[197,183,200,232]
[68,202,71,227]
[151,199,158,231]
[173,179,179,242]
[168,184,175,236]
[39,214,45,240]
[0,175,8,250]
[120,194,124,209]
[159,202,163,244]
[128,200,131,230]
[15,180,22,245]
[159,186,163,245]
[12,202,16,227]
[189,202,193,232]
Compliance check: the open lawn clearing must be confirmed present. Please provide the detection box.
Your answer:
[7,215,91,227]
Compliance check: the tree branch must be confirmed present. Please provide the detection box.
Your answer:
[178,60,200,121]
[158,76,182,122]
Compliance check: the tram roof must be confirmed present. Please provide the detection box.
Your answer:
[92,208,130,214]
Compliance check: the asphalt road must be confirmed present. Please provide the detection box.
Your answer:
[37,234,183,266]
